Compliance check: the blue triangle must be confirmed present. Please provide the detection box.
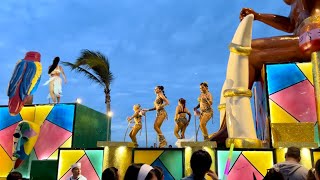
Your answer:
[46,104,75,132]
[0,106,22,130]
[152,159,175,180]
[266,63,306,94]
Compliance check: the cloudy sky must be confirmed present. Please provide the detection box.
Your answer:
[0,0,289,147]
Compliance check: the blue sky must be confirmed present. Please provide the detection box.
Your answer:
[0,0,289,147]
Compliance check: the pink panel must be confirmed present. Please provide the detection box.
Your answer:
[0,122,18,157]
[34,120,72,160]
[228,155,263,180]
[61,154,99,180]
[270,80,317,123]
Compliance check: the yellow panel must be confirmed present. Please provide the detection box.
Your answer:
[34,105,54,125]
[20,106,35,122]
[134,150,164,165]
[48,137,72,160]
[203,147,216,180]
[269,100,298,123]
[297,63,313,85]
[58,150,85,179]
[0,146,13,177]
[276,148,312,169]
[242,151,274,176]
[313,152,320,166]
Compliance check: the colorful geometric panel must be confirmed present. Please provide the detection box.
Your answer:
[19,107,35,122]
[46,104,75,132]
[217,150,274,179]
[0,122,19,157]
[296,62,313,85]
[58,149,104,180]
[228,154,264,180]
[152,159,174,180]
[0,145,13,177]
[48,136,72,160]
[133,149,184,180]
[266,63,306,94]
[269,100,299,123]
[270,80,317,123]
[34,105,53,126]
[0,106,22,130]
[34,120,72,160]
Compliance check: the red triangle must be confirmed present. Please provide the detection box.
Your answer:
[34,120,72,160]
[60,154,100,180]
[228,154,264,180]
[0,122,19,157]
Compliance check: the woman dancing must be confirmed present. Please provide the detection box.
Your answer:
[144,86,169,148]
[45,57,67,103]
[174,98,191,139]
[127,104,144,147]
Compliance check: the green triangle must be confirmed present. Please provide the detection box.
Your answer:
[217,150,242,176]
[16,149,37,179]
[158,150,183,180]
[85,150,104,179]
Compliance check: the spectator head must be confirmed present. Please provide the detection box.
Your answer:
[71,163,81,177]
[124,163,157,180]
[307,168,316,180]
[102,167,119,180]
[263,168,284,180]
[153,166,164,180]
[7,171,22,180]
[285,147,301,162]
[190,150,212,178]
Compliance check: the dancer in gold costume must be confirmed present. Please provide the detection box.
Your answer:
[174,98,191,139]
[127,104,144,147]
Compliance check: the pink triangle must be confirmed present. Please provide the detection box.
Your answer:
[60,154,100,180]
[270,80,317,123]
[228,154,263,180]
[34,120,72,160]
[0,122,19,158]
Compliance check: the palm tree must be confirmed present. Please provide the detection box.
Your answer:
[62,49,114,115]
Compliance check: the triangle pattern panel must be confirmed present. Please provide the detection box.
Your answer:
[46,104,75,132]
[269,100,299,123]
[242,151,274,176]
[296,62,313,85]
[34,105,53,126]
[266,63,306,95]
[19,107,35,122]
[151,158,175,180]
[0,106,22,130]
[228,154,264,180]
[0,122,19,157]
[58,150,85,179]
[133,150,164,165]
[85,150,104,179]
[159,150,183,180]
[270,80,317,123]
[34,120,72,160]
[217,150,242,177]
[47,136,72,160]
[0,145,13,177]
[60,154,100,180]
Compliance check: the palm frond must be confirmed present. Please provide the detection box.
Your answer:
[61,61,105,87]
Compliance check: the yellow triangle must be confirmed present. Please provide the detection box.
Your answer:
[133,150,164,165]
[242,151,274,176]
[0,146,13,177]
[20,106,35,122]
[296,62,314,85]
[58,150,85,179]
[48,137,72,160]
[34,105,54,126]
[269,100,299,123]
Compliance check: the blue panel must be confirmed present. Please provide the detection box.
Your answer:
[151,159,175,180]
[266,63,306,94]
[46,104,75,132]
[0,107,22,130]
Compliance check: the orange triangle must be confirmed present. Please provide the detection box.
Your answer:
[34,105,54,126]
[133,150,164,165]
[269,100,299,123]
[296,62,314,85]
[242,151,274,176]
[48,137,72,160]
[58,150,85,179]
[20,106,35,122]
